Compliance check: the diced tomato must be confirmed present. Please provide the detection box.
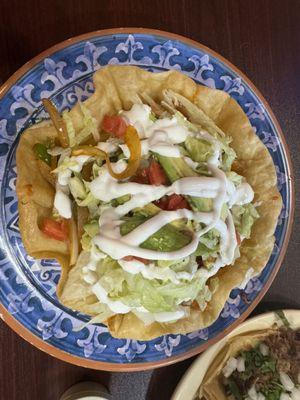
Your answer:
[131,167,149,184]
[167,194,190,210]
[148,160,168,186]
[102,115,127,137]
[155,194,190,211]
[41,218,68,241]
[154,196,170,210]
[236,230,241,246]
[123,256,150,265]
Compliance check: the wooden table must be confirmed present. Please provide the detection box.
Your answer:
[0,1,299,399]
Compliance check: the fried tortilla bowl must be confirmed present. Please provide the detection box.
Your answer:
[16,65,282,340]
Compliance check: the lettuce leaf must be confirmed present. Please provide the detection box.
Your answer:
[220,136,236,171]
[226,171,243,186]
[185,136,213,163]
[62,111,76,147]
[195,229,220,258]
[232,203,259,238]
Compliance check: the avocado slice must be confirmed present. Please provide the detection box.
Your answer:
[111,194,131,207]
[120,214,191,252]
[156,155,213,212]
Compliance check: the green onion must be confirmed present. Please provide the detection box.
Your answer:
[227,380,243,400]
[275,310,290,327]
[33,143,51,166]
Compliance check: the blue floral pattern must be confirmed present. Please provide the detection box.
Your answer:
[0,32,292,366]
[155,335,181,357]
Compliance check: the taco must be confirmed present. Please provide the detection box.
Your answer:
[16,66,282,339]
[199,317,300,399]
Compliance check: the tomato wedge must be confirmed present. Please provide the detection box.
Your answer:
[102,115,127,137]
[148,160,168,186]
[123,256,150,265]
[41,218,68,241]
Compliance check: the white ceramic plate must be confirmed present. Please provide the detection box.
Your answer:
[171,309,300,400]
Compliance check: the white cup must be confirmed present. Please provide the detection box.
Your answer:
[60,381,111,400]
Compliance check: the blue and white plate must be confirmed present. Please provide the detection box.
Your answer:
[0,29,293,371]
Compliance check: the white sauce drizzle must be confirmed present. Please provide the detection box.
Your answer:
[54,189,72,218]
[121,104,191,159]
[90,163,249,263]
[53,103,255,323]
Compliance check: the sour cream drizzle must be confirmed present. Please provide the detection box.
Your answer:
[53,103,255,323]
[87,104,253,265]
[90,159,252,264]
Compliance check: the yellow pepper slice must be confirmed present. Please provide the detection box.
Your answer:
[72,145,105,158]
[42,98,69,148]
[72,125,141,180]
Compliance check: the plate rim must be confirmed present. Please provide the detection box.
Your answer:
[0,27,295,371]
[171,309,300,400]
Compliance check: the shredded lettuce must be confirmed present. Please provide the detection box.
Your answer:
[95,258,209,313]
[175,111,199,133]
[220,136,236,171]
[68,174,100,214]
[149,112,157,122]
[92,160,104,178]
[69,176,87,201]
[221,203,229,220]
[53,156,77,173]
[157,256,197,277]
[157,257,189,269]
[196,229,220,258]
[62,103,99,148]
[226,171,243,186]
[78,102,99,142]
[79,193,100,216]
[195,284,212,311]
[62,111,76,147]
[84,220,99,237]
[195,164,212,176]
[232,203,259,238]
[81,233,92,251]
[185,136,213,163]
[81,222,99,251]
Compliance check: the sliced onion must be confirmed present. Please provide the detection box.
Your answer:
[72,125,141,180]
[42,98,69,148]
